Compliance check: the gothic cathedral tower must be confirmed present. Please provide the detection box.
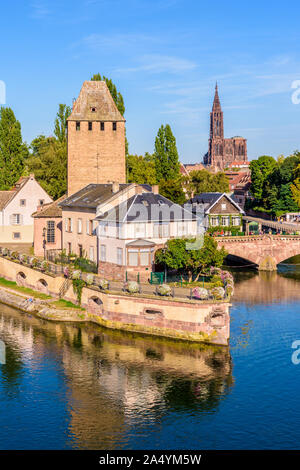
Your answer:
[67,81,126,196]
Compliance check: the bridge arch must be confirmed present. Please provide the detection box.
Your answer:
[88,296,103,315]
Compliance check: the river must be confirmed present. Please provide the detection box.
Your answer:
[0,269,300,450]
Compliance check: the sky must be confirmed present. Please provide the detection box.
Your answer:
[1,0,300,163]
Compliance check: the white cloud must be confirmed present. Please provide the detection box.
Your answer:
[30,1,50,19]
[116,54,197,74]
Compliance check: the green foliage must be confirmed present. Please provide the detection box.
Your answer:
[155,236,228,282]
[0,107,28,190]
[183,169,229,197]
[72,278,85,305]
[154,124,181,182]
[126,153,156,184]
[27,136,67,199]
[91,73,125,116]
[159,178,186,204]
[249,152,300,215]
[73,256,98,273]
[54,104,71,143]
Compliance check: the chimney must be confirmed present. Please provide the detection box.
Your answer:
[112,182,120,193]
[135,185,143,194]
[152,185,159,194]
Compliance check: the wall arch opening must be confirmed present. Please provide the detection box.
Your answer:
[37,279,49,294]
[16,272,27,286]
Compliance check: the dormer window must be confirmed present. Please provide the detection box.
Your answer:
[112,122,117,131]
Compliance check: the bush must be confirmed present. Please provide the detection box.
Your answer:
[192,287,209,300]
[11,251,19,260]
[19,254,26,263]
[126,281,139,293]
[210,286,225,300]
[99,279,109,290]
[74,257,97,273]
[41,260,49,272]
[72,270,81,280]
[29,257,38,267]
[86,274,94,285]
[157,284,172,296]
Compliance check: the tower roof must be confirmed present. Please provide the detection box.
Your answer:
[212,82,222,111]
[68,80,125,122]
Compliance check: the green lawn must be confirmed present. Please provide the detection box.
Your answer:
[53,299,85,310]
[0,277,52,299]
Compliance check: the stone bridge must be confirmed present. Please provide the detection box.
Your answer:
[216,235,300,270]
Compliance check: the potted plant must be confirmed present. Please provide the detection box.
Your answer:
[210,286,225,300]
[192,287,209,300]
[157,283,172,296]
[19,254,25,264]
[126,281,139,294]
[99,279,109,290]
[86,273,94,285]
[72,270,81,280]
[40,260,49,272]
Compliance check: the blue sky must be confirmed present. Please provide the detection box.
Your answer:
[1,0,300,162]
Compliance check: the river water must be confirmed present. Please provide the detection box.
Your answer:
[1,269,300,450]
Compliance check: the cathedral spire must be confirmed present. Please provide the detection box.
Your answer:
[212,81,221,111]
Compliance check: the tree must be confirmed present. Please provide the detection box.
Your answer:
[91,73,125,116]
[26,136,67,199]
[154,124,181,182]
[0,107,28,190]
[155,235,227,282]
[126,154,156,184]
[159,178,186,204]
[184,169,229,197]
[54,104,71,143]
[249,156,277,204]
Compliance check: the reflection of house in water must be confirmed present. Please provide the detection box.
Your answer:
[0,305,233,449]
[0,305,34,361]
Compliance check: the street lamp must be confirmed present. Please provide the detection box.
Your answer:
[42,227,47,260]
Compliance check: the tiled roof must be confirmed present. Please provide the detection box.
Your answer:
[68,81,125,122]
[96,192,197,223]
[0,191,16,210]
[59,184,152,210]
[32,195,67,218]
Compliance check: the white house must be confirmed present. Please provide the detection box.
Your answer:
[95,187,203,280]
[0,174,53,243]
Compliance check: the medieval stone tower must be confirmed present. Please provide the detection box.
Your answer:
[67,80,126,195]
[204,84,247,170]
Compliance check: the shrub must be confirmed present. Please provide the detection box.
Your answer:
[11,251,19,260]
[86,274,94,285]
[210,286,225,300]
[2,248,8,256]
[72,270,81,280]
[126,281,139,293]
[225,285,234,297]
[157,284,172,296]
[30,257,38,267]
[41,260,49,271]
[19,254,25,263]
[192,287,209,300]
[99,279,109,290]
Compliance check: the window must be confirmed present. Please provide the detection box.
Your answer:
[153,223,169,238]
[89,246,94,261]
[128,250,138,266]
[135,223,146,238]
[76,121,80,131]
[67,218,73,232]
[100,245,106,262]
[91,107,96,112]
[20,199,26,207]
[140,249,150,266]
[100,223,108,236]
[47,220,55,243]
[221,203,227,210]
[11,214,22,225]
[13,232,21,239]
[88,122,93,131]
[211,217,219,227]
[78,244,83,257]
[232,216,240,226]
[100,122,105,131]
[89,220,93,235]
[221,216,230,226]
[117,247,123,265]
[77,218,82,234]
[39,199,44,206]
[68,242,72,255]
[112,122,117,131]
[177,222,186,236]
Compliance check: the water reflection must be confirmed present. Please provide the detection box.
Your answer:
[0,304,233,449]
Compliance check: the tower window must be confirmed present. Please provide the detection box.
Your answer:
[76,121,80,131]
[112,122,117,131]
[88,122,93,131]
[100,122,105,131]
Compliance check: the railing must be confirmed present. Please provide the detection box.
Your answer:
[0,247,64,276]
